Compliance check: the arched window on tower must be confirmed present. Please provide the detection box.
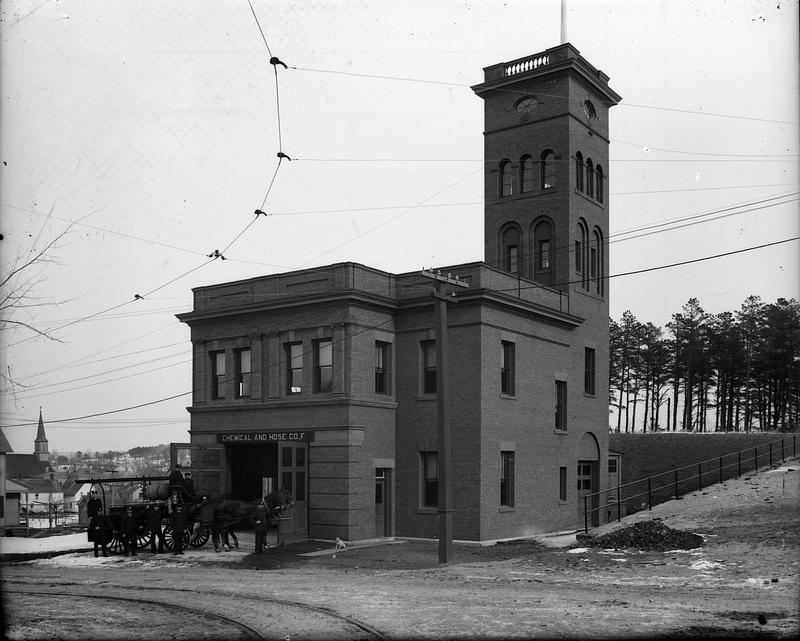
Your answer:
[575,219,589,289]
[499,160,513,198]
[541,150,555,190]
[520,155,535,193]
[532,219,554,286]
[575,152,584,192]
[595,165,604,203]
[500,224,522,275]
[592,227,604,296]
[585,158,594,198]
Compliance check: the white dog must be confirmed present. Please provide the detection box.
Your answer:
[335,537,347,551]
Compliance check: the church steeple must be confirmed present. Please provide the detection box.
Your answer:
[34,407,49,463]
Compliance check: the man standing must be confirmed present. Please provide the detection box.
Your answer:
[146,505,165,554]
[168,504,186,555]
[87,490,103,519]
[183,471,196,502]
[251,498,269,554]
[89,512,112,557]
[120,506,138,556]
[169,464,184,502]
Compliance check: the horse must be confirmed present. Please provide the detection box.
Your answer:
[192,488,293,552]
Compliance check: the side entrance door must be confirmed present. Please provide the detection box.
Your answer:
[375,468,391,537]
[577,461,599,528]
[278,443,307,543]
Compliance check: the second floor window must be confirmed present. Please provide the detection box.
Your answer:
[375,341,391,394]
[235,349,251,398]
[501,341,515,395]
[287,343,303,394]
[211,351,225,399]
[422,340,437,394]
[555,380,567,430]
[314,339,332,393]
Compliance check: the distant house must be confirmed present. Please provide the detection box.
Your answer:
[4,480,28,528]
[61,479,94,514]
[15,477,65,517]
[3,411,58,532]
[1,430,13,533]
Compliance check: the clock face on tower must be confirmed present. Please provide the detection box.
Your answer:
[514,96,539,113]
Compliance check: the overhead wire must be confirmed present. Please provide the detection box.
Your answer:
[5,13,797,431]
[2,0,288,352]
[4,232,797,430]
[289,65,799,125]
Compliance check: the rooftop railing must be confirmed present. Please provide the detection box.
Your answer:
[504,53,550,77]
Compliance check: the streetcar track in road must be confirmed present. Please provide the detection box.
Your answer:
[4,588,266,640]
[4,583,387,640]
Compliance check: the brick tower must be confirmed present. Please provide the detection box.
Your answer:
[471,43,621,296]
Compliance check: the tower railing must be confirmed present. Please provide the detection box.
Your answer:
[504,54,550,78]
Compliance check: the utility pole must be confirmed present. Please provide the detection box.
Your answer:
[420,269,469,564]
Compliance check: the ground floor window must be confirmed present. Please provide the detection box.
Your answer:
[421,451,438,507]
[500,451,515,506]
[559,467,567,502]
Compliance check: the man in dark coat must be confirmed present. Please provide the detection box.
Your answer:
[183,471,196,502]
[119,506,138,556]
[168,504,186,555]
[251,499,269,554]
[146,505,165,554]
[169,463,184,500]
[89,513,113,557]
[87,490,103,519]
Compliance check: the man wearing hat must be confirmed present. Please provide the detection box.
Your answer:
[168,504,186,555]
[89,512,113,557]
[87,490,103,519]
[120,506,138,556]
[169,463,184,489]
[183,471,196,502]
[251,497,269,554]
[146,504,165,554]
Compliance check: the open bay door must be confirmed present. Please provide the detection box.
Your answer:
[170,443,225,499]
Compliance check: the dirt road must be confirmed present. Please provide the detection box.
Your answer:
[3,460,798,639]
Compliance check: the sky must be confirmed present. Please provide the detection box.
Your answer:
[1,0,798,454]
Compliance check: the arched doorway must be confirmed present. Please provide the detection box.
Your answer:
[576,433,600,528]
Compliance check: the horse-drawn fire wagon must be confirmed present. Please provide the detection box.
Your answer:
[80,474,291,554]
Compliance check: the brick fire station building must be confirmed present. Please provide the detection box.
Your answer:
[176,42,621,543]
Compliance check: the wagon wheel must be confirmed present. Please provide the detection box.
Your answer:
[163,525,190,552]
[108,514,124,554]
[108,533,125,555]
[189,524,210,548]
[136,526,152,550]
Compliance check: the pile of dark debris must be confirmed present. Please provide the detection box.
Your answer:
[583,519,704,551]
